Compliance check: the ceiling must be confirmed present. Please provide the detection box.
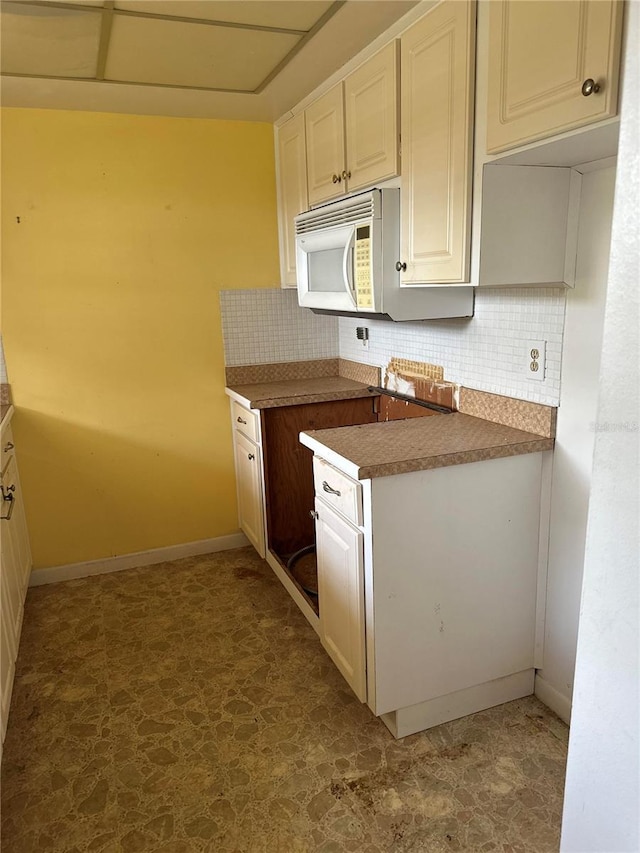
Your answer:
[0,0,419,121]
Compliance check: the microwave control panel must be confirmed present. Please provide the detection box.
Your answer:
[354,226,373,309]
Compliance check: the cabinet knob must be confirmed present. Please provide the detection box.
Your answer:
[309,510,319,520]
[332,173,342,184]
[3,441,14,452]
[395,261,407,272]
[248,453,255,461]
[581,78,601,96]
[341,170,351,181]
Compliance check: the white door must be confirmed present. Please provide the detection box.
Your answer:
[305,84,347,206]
[486,0,623,154]
[234,431,265,558]
[400,0,475,284]
[345,41,399,193]
[276,114,308,287]
[315,499,366,701]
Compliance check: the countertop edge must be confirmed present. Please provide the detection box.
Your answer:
[225,385,377,410]
[0,405,15,428]
[356,437,554,480]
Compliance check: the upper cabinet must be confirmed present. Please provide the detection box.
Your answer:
[399,0,476,285]
[305,84,347,206]
[344,41,400,195]
[486,0,624,155]
[306,44,400,207]
[276,114,308,288]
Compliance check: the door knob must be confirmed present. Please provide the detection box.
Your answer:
[395,261,407,272]
[581,78,601,96]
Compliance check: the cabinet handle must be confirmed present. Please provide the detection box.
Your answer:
[581,78,601,96]
[248,453,255,461]
[1,484,15,521]
[395,261,407,272]
[332,173,342,184]
[322,481,341,497]
[341,170,351,181]
[236,416,247,425]
[3,441,14,452]
[310,510,319,520]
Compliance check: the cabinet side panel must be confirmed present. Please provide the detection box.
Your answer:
[370,453,543,716]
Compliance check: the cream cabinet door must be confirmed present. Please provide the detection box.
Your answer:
[1,563,17,743]
[345,41,400,193]
[276,114,308,288]
[486,0,624,154]
[305,84,346,206]
[234,430,265,559]
[315,499,366,702]
[400,0,476,284]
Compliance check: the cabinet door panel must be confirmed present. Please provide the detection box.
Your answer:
[305,84,346,206]
[276,114,308,287]
[345,41,399,193]
[316,500,366,701]
[487,0,623,154]
[234,431,265,559]
[400,0,475,284]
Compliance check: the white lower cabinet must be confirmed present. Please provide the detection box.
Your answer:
[315,498,366,701]
[312,451,546,738]
[233,429,265,559]
[1,419,32,747]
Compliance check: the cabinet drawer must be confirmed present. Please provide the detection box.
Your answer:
[313,457,362,526]
[231,401,260,443]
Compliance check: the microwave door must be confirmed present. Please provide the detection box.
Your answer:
[296,224,357,311]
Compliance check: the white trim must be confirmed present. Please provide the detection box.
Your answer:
[535,673,572,724]
[29,533,249,587]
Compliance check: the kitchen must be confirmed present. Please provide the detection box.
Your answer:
[0,0,638,850]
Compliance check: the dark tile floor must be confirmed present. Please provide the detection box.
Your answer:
[1,547,568,852]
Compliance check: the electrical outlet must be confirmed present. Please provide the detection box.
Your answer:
[356,326,369,348]
[526,340,546,381]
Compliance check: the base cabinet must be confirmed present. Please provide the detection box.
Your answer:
[315,498,366,701]
[1,419,32,747]
[310,449,546,737]
[231,416,265,560]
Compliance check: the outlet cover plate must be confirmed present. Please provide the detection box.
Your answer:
[526,340,546,381]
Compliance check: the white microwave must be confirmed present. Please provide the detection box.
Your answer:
[294,188,474,321]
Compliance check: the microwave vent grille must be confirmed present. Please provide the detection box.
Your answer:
[295,197,375,234]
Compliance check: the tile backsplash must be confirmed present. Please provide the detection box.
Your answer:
[220,289,338,366]
[219,287,566,406]
[339,288,566,406]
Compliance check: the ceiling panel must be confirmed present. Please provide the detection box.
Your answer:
[0,4,101,77]
[105,13,300,90]
[115,1,335,31]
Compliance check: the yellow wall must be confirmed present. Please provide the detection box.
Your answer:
[1,108,280,570]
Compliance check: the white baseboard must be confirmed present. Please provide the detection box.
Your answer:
[534,673,572,724]
[29,533,250,587]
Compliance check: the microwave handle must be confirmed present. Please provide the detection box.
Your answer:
[342,230,358,309]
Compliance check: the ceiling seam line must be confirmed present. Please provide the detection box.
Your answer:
[95,0,114,81]
[1,1,309,36]
[0,72,257,95]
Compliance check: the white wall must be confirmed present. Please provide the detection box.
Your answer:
[534,166,617,722]
[560,3,640,847]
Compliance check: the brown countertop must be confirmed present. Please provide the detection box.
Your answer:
[300,412,553,479]
[225,376,378,409]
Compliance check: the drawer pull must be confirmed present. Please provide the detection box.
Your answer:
[237,416,247,425]
[322,481,341,497]
[3,441,14,452]
[1,484,15,521]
